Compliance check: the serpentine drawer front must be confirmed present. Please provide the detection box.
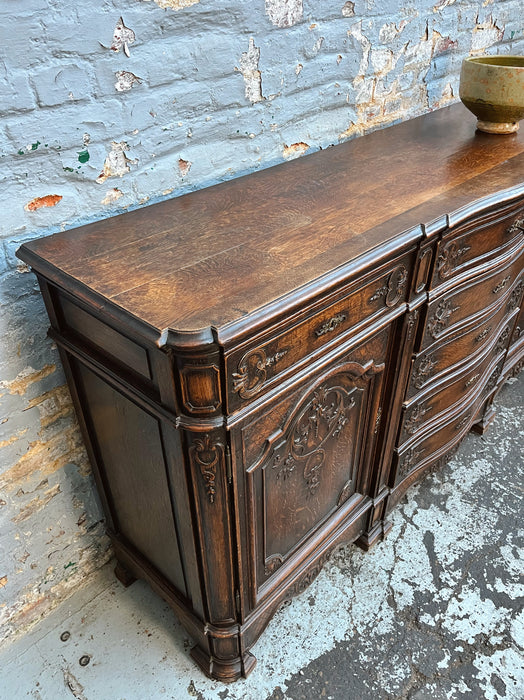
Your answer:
[16,105,524,682]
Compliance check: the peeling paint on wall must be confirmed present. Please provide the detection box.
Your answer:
[348,21,372,83]
[97,142,136,183]
[434,0,457,10]
[101,188,123,205]
[114,71,142,92]
[26,385,73,429]
[239,38,265,104]
[0,365,56,396]
[12,484,61,524]
[265,0,303,28]
[471,16,505,53]
[283,142,309,159]
[0,424,88,493]
[24,196,62,212]
[110,17,135,57]
[143,0,200,10]
[178,158,192,176]
[341,2,355,17]
[379,20,409,43]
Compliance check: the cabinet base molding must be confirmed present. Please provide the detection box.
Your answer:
[355,519,393,551]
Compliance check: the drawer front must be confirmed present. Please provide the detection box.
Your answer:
[234,327,389,605]
[407,293,517,397]
[421,244,524,349]
[400,325,513,445]
[226,254,412,412]
[394,387,485,487]
[432,201,524,288]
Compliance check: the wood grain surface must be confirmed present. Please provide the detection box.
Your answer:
[17,104,524,337]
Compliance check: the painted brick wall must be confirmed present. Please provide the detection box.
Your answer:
[1,0,523,640]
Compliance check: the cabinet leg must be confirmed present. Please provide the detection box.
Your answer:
[471,404,496,435]
[190,645,257,683]
[114,561,137,588]
[355,519,392,551]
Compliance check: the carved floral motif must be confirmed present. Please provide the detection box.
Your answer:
[290,549,334,594]
[426,299,460,339]
[404,402,432,436]
[264,555,284,576]
[189,434,224,504]
[369,265,408,307]
[270,383,357,495]
[406,308,420,341]
[494,326,511,354]
[437,240,471,279]
[475,327,492,344]
[508,280,524,311]
[454,413,471,433]
[398,445,425,480]
[233,347,288,399]
[464,373,480,389]
[507,217,524,237]
[486,359,504,392]
[492,274,512,295]
[412,354,437,389]
[509,357,524,379]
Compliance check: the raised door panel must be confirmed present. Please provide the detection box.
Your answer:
[235,328,389,606]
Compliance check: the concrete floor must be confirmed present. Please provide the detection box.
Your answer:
[1,378,522,700]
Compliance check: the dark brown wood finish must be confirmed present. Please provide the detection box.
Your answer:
[17,104,524,681]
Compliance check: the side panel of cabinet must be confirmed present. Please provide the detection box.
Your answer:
[72,359,188,598]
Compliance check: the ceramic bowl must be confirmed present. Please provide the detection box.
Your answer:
[459,55,524,134]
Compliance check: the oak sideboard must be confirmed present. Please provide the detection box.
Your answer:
[17,104,524,681]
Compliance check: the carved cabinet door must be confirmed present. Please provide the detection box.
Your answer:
[232,329,389,607]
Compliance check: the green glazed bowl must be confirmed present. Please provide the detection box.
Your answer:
[459,55,524,134]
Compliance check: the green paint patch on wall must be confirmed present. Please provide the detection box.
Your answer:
[77,150,90,164]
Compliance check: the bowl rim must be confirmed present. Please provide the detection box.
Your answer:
[462,55,524,69]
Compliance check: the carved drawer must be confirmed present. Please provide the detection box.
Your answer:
[226,254,413,412]
[406,290,519,397]
[399,319,516,445]
[393,373,494,488]
[431,200,524,288]
[232,326,389,607]
[421,242,524,350]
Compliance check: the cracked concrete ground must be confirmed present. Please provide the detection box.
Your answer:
[0,378,522,700]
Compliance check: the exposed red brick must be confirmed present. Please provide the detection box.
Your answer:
[25,195,62,212]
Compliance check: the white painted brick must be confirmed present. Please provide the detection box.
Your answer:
[32,63,95,108]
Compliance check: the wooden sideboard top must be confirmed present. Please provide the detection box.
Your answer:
[18,104,524,344]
